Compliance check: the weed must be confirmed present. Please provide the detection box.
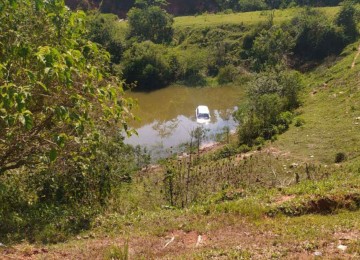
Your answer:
[294,117,305,127]
[191,247,252,259]
[103,242,129,260]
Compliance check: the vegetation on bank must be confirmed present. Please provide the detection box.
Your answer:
[1,1,360,259]
[66,0,359,17]
[0,0,147,244]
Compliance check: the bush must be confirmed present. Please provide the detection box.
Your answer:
[238,144,251,153]
[175,47,209,86]
[122,41,177,90]
[238,0,267,12]
[213,144,238,159]
[277,111,293,133]
[87,13,126,64]
[127,6,174,44]
[251,26,295,71]
[217,65,238,84]
[35,224,68,244]
[236,69,302,145]
[294,117,305,127]
[291,8,347,61]
[335,152,346,163]
[336,2,359,43]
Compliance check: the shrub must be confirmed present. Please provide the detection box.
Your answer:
[251,26,295,71]
[294,117,305,127]
[214,144,238,159]
[335,152,346,163]
[87,13,125,64]
[336,2,359,43]
[122,41,176,90]
[175,47,209,86]
[35,224,67,244]
[104,243,129,260]
[277,111,294,133]
[238,144,251,153]
[127,5,174,44]
[236,69,302,145]
[238,0,267,12]
[217,65,238,84]
[291,8,347,61]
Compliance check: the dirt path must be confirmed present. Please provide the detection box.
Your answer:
[351,43,360,69]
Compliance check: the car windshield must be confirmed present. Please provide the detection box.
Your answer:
[198,113,210,119]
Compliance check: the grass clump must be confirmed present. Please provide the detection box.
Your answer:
[190,247,252,259]
[103,243,129,260]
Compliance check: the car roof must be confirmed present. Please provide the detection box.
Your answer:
[197,105,210,114]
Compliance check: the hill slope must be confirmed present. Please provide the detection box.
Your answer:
[3,39,360,260]
[276,41,360,164]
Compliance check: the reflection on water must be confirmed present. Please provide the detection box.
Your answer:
[124,85,244,158]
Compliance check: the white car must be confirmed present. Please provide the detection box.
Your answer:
[196,105,211,124]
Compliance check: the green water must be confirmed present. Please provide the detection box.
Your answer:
[125,84,245,157]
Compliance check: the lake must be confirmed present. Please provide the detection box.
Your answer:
[125,85,244,158]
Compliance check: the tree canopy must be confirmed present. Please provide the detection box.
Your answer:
[127,4,174,44]
[0,0,135,174]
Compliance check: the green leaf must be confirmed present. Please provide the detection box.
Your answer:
[24,112,33,130]
[49,149,57,162]
[55,133,67,148]
[37,81,48,92]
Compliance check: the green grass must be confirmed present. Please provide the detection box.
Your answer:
[174,7,341,29]
[275,41,360,164]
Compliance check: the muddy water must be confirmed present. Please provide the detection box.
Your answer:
[125,85,244,158]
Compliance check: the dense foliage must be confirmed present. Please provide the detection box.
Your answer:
[290,8,346,61]
[65,0,349,17]
[0,0,143,243]
[122,41,176,89]
[127,3,174,43]
[84,3,359,90]
[235,69,303,146]
[0,0,135,174]
[86,13,125,63]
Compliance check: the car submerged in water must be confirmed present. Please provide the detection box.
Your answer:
[196,105,211,124]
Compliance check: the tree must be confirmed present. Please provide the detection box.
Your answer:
[238,0,267,12]
[235,69,302,145]
[135,0,168,8]
[251,26,295,71]
[336,1,359,43]
[291,8,345,60]
[122,41,175,90]
[127,5,174,44]
[0,0,134,174]
[87,13,126,64]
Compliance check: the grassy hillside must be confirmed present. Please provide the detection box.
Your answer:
[4,41,360,258]
[174,6,341,28]
[276,41,360,164]
[117,6,341,30]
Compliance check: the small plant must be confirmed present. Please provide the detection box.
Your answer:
[335,152,346,163]
[35,224,67,244]
[104,242,129,260]
[238,144,251,153]
[294,118,305,127]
